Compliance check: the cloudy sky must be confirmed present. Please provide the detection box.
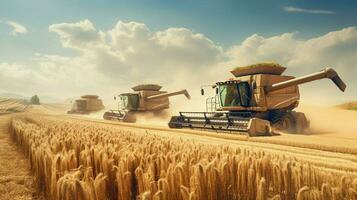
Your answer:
[0,0,356,106]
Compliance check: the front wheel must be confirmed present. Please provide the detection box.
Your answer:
[168,116,183,128]
[103,112,114,120]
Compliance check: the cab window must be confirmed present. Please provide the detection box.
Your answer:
[218,82,251,107]
[120,94,139,109]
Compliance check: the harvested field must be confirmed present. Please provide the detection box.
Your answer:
[9,112,357,200]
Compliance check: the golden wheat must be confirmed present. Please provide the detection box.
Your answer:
[9,114,357,200]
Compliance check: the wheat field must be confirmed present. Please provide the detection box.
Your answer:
[9,114,357,200]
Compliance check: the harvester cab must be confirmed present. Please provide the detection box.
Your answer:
[75,99,87,111]
[103,84,190,122]
[116,93,140,111]
[169,63,346,136]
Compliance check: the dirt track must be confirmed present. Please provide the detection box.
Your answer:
[0,114,43,200]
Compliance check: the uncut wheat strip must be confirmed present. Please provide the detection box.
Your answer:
[152,132,357,174]
[65,113,357,156]
[57,114,357,171]
[51,115,357,166]
[139,134,357,175]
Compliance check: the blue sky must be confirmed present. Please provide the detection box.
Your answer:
[1,0,356,62]
[0,0,356,104]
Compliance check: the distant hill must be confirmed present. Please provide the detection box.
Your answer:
[0,97,29,113]
[0,93,65,104]
[0,93,27,100]
[337,102,357,110]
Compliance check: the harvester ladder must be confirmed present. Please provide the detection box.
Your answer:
[206,96,220,112]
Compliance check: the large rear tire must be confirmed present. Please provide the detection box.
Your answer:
[281,113,296,132]
[272,112,296,133]
[292,112,309,133]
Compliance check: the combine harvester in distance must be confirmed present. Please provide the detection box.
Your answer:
[168,63,346,136]
[67,95,105,114]
[103,84,190,122]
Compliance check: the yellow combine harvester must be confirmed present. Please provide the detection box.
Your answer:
[103,84,190,122]
[169,63,346,136]
[67,95,104,114]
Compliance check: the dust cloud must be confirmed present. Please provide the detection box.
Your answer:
[297,104,357,139]
[85,107,171,126]
[86,110,107,120]
[135,111,170,126]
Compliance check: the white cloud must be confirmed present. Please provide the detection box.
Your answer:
[225,33,300,66]
[0,63,47,93]
[49,19,106,50]
[283,6,335,14]
[225,27,357,71]
[0,19,356,105]
[6,21,28,36]
[48,20,223,85]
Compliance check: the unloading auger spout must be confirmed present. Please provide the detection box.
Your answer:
[146,89,191,100]
[265,68,346,93]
